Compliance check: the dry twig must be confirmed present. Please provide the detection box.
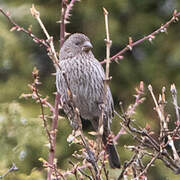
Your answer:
[0,163,18,179]
[101,10,180,64]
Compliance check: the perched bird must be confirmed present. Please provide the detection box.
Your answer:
[56,33,120,168]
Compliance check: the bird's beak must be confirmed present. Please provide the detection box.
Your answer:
[82,41,93,52]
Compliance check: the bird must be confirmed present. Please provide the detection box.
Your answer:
[56,33,120,168]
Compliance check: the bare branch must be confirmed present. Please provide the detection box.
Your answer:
[171,84,180,124]
[97,7,112,154]
[47,93,60,180]
[137,152,160,179]
[59,0,79,48]
[101,10,180,64]
[30,5,59,70]
[0,8,49,48]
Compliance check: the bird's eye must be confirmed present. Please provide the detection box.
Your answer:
[75,41,81,46]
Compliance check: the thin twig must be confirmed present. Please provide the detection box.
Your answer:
[101,154,109,180]
[97,7,112,155]
[65,0,79,20]
[137,152,160,179]
[171,84,180,134]
[30,5,59,70]
[101,10,180,64]
[97,7,111,155]
[0,163,18,179]
[60,0,66,49]
[0,8,49,48]
[31,68,53,149]
[59,0,79,49]
[118,153,137,179]
[148,85,165,145]
[47,93,60,180]
[115,109,160,152]
[35,86,52,145]
[79,132,98,175]
[69,161,93,180]
[148,85,180,162]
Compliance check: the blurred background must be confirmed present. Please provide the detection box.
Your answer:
[0,0,180,179]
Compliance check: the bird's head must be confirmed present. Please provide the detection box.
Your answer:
[59,33,93,60]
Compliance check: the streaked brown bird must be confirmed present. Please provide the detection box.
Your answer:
[56,33,120,168]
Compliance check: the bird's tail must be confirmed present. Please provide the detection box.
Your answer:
[103,133,121,169]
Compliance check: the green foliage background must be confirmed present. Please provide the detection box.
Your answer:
[0,0,180,179]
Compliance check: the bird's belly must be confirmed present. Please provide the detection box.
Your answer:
[74,92,101,120]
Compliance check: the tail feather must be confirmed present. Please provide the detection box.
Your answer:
[90,117,120,168]
[103,133,121,168]
[106,143,121,168]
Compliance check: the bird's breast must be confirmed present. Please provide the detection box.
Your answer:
[59,56,105,119]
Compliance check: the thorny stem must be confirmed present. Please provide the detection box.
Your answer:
[26,68,59,180]
[65,0,79,20]
[60,0,79,49]
[0,8,49,48]
[97,7,111,153]
[101,10,180,64]
[47,93,60,180]
[31,5,62,180]
[103,7,111,83]
[30,68,54,151]
[97,7,112,155]
[60,0,66,49]
[30,5,59,70]
[34,83,53,148]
